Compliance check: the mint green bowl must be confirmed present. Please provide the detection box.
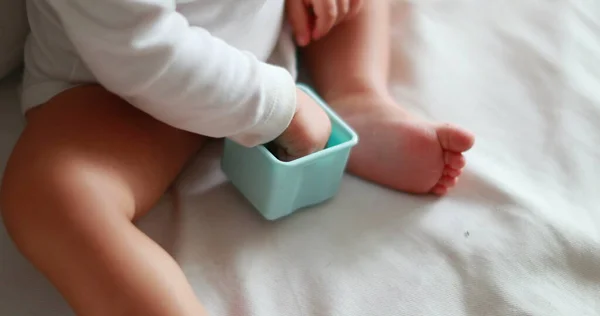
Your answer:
[221,84,359,220]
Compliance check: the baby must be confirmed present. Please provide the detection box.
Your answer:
[1,0,474,315]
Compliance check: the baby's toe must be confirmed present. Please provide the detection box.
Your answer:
[443,167,462,178]
[444,152,466,169]
[437,175,458,188]
[431,184,448,196]
[436,123,475,153]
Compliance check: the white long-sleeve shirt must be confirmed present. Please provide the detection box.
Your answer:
[22,0,298,146]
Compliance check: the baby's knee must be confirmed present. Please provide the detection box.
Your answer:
[1,155,130,247]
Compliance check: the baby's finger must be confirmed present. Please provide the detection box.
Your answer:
[347,0,364,19]
[286,0,312,46]
[337,0,350,22]
[312,0,337,40]
[276,146,293,162]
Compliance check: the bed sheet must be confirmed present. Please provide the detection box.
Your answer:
[2,0,600,315]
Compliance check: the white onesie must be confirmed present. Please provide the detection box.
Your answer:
[23,0,298,147]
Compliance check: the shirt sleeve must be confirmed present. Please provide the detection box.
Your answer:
[47,0,297,147]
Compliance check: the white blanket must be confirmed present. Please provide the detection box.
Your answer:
[1,1,599,315]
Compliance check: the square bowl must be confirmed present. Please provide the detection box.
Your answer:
[221,84,358,220]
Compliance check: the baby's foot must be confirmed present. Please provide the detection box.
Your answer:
[329,93,475,195]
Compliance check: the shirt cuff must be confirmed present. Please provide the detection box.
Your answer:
[229,63,297,147]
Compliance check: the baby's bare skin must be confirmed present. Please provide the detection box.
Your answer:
[0,2,475,316]
[330,92,474,195]
[299,0,474,194]
[275,87,331,161]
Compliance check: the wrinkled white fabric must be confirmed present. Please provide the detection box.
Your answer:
[2,0,600,315]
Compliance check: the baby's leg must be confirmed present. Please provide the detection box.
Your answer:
[301,0,475,195]
[1,85,207,316]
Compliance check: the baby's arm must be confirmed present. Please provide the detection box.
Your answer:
[48,0,295,147]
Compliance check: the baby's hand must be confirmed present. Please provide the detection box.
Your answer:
[273,88,331,161]
[286,0,364,46]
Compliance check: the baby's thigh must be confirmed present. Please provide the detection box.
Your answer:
[1,84,206,221]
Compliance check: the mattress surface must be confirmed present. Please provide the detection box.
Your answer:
[1,1,600,315]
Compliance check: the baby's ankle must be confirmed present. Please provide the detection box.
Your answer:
[320,79,389,103]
